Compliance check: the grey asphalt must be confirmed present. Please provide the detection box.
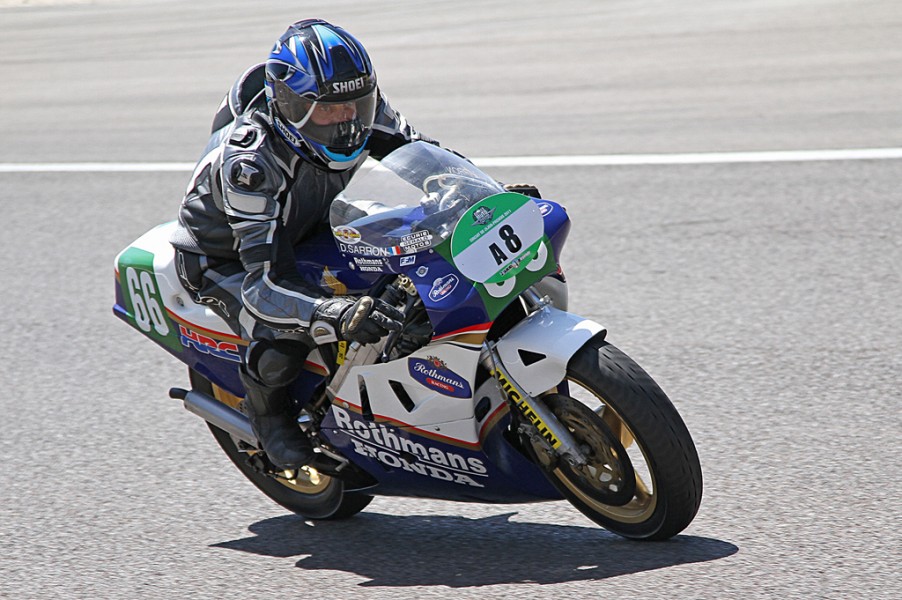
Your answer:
[1,1,900,599]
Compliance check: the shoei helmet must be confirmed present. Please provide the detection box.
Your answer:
[264,19,377,170]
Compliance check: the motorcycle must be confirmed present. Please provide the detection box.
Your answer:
[113,141,702,540]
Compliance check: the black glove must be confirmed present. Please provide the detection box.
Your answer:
[503,183,542,199]
[314,296,403,345]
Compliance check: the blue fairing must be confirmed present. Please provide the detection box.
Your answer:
[302,197,570,338]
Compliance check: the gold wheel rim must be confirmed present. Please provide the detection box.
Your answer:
[549,377,658,524]
[273,466,333,494]
[211,384,334,495]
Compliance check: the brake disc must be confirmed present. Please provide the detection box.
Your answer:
[538,394,637,506]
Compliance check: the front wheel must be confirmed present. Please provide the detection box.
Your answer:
[191,370,374,520]
[529,338,702,540]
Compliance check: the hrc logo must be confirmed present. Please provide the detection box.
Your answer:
[179,325,241,363]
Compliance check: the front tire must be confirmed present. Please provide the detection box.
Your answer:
[531,338,702,540]
[190,370,374,520]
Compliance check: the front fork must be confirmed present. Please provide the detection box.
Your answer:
[480,343,589,468]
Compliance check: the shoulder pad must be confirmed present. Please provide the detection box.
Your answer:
[228,124,258,149]
[226,157,267,192]
[220,119,286,196]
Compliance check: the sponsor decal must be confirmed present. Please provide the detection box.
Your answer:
[179,325,241,363]
[492,368,561,449]
[399,230,433,252]
[331,405,487,488]
[537,202,553,217]
[498,252,532,277]
[338,242,391,257]
[275,118,303,147]
[353,256,386,272]
[408,356,472,398]
[333,225,361,244]
[321,267,348,295]
[415,265,429,278]
[400,255,416,266]
[428,274,459,302]
[332,76,367,94]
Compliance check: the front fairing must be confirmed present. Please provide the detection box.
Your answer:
[326,142,568,337]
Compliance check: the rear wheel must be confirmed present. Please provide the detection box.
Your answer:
[190,370,374,520]
[526,338,702,540]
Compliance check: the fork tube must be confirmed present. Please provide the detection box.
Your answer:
[481,345,588,465]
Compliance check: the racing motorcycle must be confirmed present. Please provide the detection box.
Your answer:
[113,141,702,540]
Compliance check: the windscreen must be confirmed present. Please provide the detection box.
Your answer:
[329,142,504,254]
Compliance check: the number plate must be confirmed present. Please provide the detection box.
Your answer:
[117,246,181,352]
[450,192,545,284]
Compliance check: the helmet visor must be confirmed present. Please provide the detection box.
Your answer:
[274,80,377,151]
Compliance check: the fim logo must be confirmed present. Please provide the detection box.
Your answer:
[179,325,241,363]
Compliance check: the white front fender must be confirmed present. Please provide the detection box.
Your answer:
[494,306,605,396]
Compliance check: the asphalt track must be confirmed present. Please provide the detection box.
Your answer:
[1,1,900,598]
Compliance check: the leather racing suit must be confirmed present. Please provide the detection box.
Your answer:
[170,63,437,341]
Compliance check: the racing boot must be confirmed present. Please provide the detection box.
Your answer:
[239,368,315,470]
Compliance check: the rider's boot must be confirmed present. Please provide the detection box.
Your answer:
[239,368,315,470]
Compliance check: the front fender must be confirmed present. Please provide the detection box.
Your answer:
[494,306,606,396]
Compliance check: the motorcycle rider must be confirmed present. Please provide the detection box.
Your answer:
[170,19,434,470]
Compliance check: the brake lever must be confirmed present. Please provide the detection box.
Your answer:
[379,292,418,363]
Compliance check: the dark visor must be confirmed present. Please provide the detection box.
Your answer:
[273,79,377,150]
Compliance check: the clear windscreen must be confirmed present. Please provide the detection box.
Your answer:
[329,141,504,253]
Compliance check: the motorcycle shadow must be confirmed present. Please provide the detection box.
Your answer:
[212,510,738,587]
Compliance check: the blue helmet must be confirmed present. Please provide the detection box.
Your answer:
[264,19,378,170]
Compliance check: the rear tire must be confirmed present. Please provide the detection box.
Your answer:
[532,338,702,540]
[191,370,374,520]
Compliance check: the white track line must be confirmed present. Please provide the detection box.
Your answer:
[2,148,902,172]
[476,147,902,167]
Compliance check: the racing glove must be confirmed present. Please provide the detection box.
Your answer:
[312,296,404,345]
[503,183,542,199]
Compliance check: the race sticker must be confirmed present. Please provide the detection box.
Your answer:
[450,193,545,284]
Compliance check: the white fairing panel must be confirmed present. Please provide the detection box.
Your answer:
[330,344,483,444]
[116,222,236,336]
[494,306,605,396]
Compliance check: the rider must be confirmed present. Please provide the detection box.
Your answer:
[170,19,434,470]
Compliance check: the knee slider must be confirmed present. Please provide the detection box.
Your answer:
[245,340,310,388]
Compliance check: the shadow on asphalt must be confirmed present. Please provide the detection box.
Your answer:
[212,511,738,587]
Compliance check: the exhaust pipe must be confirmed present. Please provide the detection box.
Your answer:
[169,387,258,447]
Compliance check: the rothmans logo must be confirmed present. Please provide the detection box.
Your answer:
[408,356,472,398]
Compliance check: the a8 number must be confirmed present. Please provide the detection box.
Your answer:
[489,224,523,265]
